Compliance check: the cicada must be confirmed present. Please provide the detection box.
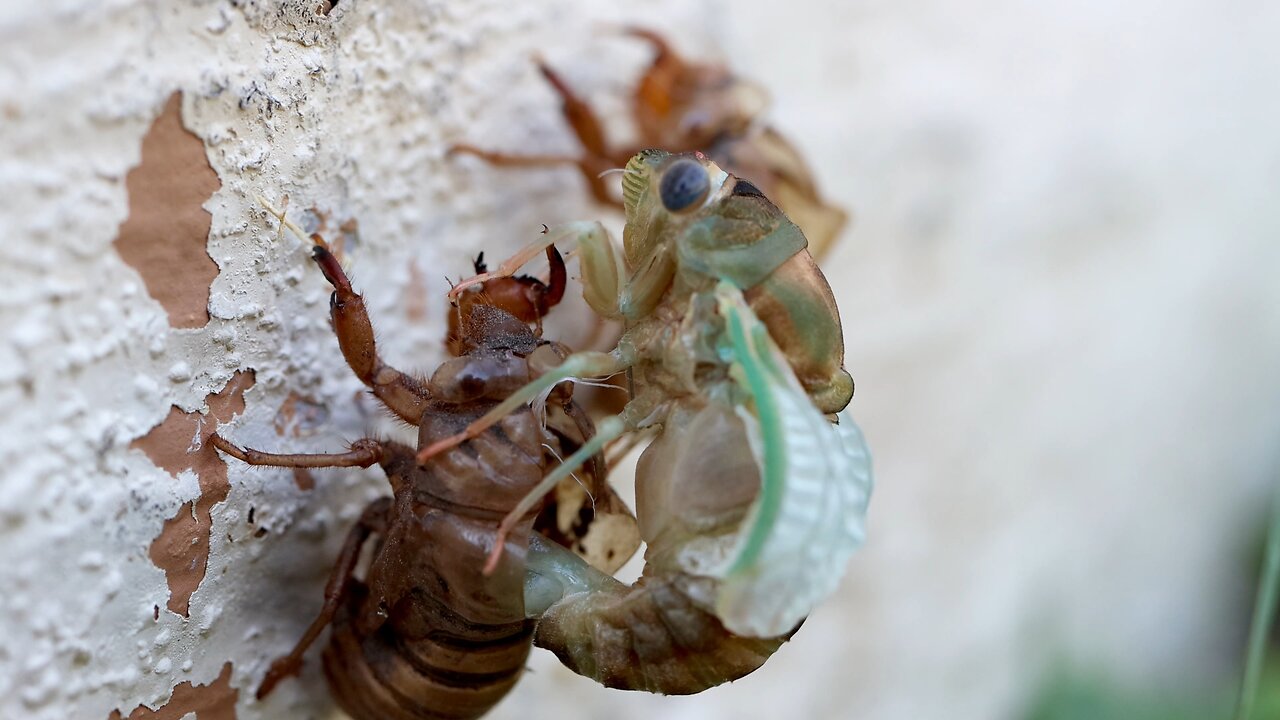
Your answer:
[421,150,872,670]
[452,28,849,260]
[211,209,640,719]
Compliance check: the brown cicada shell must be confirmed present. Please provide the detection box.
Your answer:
[212,221,638,719]
[452,28,848,260]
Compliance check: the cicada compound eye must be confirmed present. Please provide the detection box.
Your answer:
[659,158,710,213]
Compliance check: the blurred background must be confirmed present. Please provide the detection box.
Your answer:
[713,2,1280,718]
[1,1,1277,719]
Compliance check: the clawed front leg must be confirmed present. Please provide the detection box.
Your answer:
[310,243,431,424]
[447,234,566,302]
[260,199,430,425]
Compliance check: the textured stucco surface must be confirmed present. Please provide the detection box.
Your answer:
[2,1,1278,719]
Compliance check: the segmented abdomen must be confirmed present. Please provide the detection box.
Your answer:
[534,571,788,695]
[323,585,534,720]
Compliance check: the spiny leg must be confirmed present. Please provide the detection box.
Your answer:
[448,244,566,312]
[534,58,608,158]
[483,415,627,575]
[210,434,383,469]
[449,144,584,169]
[256,497,392,699]
[623,26,701,116]
[415,349,631,465]
[448,58,620,206]
[310,244,431,424]
[450,144,619,207]
[535,59,621,205]
[622,26,686,132]
[259,198,430,424]
[623,26,680,66]
[543,242,568,308]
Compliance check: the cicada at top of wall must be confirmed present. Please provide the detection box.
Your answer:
[452,27,849,260]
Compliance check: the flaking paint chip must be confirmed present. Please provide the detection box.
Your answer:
[108,662,238,720]
[115,92,222,329]
[135,371,255,617]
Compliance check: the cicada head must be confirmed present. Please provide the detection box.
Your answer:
[622,149,724,270]
[621,150,809,290]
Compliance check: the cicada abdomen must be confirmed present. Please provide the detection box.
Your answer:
[530,561,788,694]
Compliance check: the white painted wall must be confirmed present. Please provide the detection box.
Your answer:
[2,1,1277,719]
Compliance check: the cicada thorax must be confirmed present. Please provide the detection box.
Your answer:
[704,125,849,261]
[622,150,854,414]
[446,247,567,355]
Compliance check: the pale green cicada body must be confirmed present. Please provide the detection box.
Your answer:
[422,149,872,692]
[713,281,872,637]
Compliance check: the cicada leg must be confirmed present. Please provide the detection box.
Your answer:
[210,434,383,469]
[414,349,632,465]
[256,496,392,699]
[260,198,430,424]
[533,58,609,158]
[448,145,585,170]
[622,26,683,81]
[446,233,566,302]
[310,244,430,424]
[448,144,616,206]
[449,59,620,206]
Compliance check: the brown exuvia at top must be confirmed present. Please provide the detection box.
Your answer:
[452,28,849,261]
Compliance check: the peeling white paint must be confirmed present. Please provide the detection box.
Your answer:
[0,2,729,718]
[2,1,1279,720]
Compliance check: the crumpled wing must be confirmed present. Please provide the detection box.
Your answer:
[535,474,641,576]
[712,281,873,637]
[537,402,642,575]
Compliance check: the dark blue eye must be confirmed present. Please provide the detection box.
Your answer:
[659,159,710,212]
